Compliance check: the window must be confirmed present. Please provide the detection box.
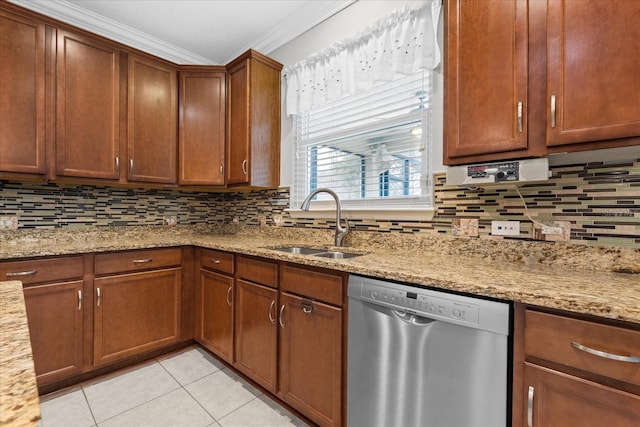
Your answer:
[290,71,433,216]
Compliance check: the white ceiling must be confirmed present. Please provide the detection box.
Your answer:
[9,0,355,65]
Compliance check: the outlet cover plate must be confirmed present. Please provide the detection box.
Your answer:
[491,220,520,236]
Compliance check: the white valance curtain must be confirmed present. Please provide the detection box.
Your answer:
[283,1,442,116]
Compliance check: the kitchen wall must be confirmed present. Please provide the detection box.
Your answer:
[2,157,638,247]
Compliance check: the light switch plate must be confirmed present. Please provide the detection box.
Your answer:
[491,220,520,236]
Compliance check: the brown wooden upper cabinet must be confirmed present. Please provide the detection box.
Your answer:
[127,54,178,184]
[444,0,640,166]
[226,50,282,188]
[178,68,226,186]
[0,9,47,176]
[56,30,122,179]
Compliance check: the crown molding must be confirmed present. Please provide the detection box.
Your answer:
[223,0,356,63]
[7,0,216,64]
[8,0,355,66]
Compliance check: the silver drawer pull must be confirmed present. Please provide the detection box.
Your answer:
[6,270,37,277]
[129,158,134,173]
[571,341,640,363]
[550,94,557,128]
[210,258,221,264]
[527,386,534,427]
[115,156,120,171]
[241,159,248,175]
[301,299,313,314]
[78,290,82,310]
[132,258,152,264]
[517,101,523,133]
[96,287,101,307]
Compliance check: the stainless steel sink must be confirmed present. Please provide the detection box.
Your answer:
[313,251,363,259]
[268,246,364,259]
[271,246,325,255]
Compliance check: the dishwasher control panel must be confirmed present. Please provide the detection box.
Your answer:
[359,281,480,327]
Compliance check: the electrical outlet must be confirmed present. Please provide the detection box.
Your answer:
[491,220,520,236]
[272,214,283,227]
[541,225,563,235]
[163,216,177,226]
[0,216,18,230]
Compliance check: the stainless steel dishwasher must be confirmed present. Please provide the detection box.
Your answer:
[347,274,511,427]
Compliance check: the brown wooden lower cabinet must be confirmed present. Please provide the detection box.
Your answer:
[233,278,278,393]
[93,268,182,366]
[523,363,640,426]
[22,280,84,386]
[195,269,234,363]
[279,292,343,427]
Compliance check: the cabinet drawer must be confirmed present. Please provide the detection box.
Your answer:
[200,249,234,275]
[281,265,344,306]
[1,256,84,285]
[95,248,182,275]
[525,310,640,386]
[236,256,277,288]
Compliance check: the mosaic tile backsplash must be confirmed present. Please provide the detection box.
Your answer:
[1,159,638,247]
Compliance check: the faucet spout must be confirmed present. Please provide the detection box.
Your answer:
[300,188,349,247]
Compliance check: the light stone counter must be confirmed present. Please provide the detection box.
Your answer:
[0,281,40,426]
[1,225,639,325]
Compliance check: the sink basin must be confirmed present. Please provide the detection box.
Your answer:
[313,251,363,259]
[271,246,325,255]
[268,246,365,259]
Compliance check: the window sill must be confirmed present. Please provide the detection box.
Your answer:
[286,208,435,221]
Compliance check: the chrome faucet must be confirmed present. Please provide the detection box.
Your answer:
[300,188,349,247]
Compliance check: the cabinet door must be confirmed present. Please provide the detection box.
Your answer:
[195,269,233,363]
[94,268,181,366]
[127,54,177,184]
[56,30,121,179]
[234,279,277,393]
[179,71,226,185]
[444,0,530,163]
[226,59,250,185]
[546,0,640,147]
[523,363,640,427]
[23,280,84,386]
[0,9,46,175]
[279,293,343,427]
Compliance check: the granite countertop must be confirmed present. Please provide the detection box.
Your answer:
[0,281,40,426]
[1,225,639,325]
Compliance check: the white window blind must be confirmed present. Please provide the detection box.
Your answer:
[290,71,433,212]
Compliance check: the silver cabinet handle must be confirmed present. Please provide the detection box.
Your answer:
[527,385,534,427]
[96,287,101,307]
[219,164,224,176]
[517,101,523,133]
[571,341,640,363]
[6,270,37,277]
[132,258,152,264]
[129,158,134,173]
[115,156,120,171]
[226,286,233,307]
[78,290,82,310]
[210,258,221,264]
[550,94,556,128]
[278,304,286,328]
[268,300,276,324]
[241,159,248,175]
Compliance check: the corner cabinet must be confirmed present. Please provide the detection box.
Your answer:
[178,68,226,186]
[93,248,182,366]
[514,306,640,427]
[0,8,47,176]
[127,54,178,184]
[226,50,282,188]
[444,0,640,166]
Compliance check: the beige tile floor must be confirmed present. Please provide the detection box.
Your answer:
[39,347,308,427]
